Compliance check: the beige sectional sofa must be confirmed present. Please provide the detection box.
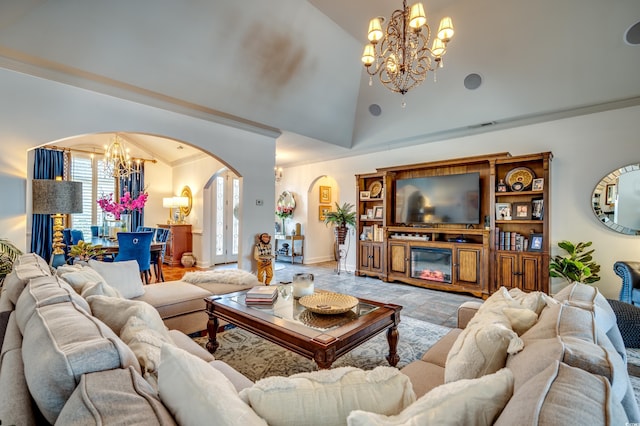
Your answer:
[1,252,639,425]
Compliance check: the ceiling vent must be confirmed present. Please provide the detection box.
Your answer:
[369,104,382,117]
[464,73,482,90]
[625,21,640,45]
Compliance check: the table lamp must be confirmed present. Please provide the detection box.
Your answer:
[163,197,176,224]
[32,178,83,267]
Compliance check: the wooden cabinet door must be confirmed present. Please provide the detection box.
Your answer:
[520,253,542,292]
[359,242,372,271]
[389,242,408,275]
[370,243,383,273]
[496,252,518,289]
[455,247,481,286]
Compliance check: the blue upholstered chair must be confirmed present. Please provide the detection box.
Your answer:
[151,227,170,282]
[115,231,154,284]
[90,225,100,238]
[70,229,84,245]
[136,226,155,234]
[613,261,640,305]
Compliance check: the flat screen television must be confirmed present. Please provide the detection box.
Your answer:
[395,172,480,225]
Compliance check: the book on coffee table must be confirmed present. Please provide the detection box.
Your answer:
[245,286,278,305]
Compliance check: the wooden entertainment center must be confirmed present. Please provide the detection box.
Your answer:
[355,152,552,298]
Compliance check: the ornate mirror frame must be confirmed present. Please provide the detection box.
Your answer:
[277,190,296,210]
[180,185,193,217]
[591,163,640,235]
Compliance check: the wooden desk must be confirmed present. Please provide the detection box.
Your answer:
[274,234,304,264]
[90,237,165,281]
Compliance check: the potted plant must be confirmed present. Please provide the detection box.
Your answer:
[0,238,22,284]
[549,240,601,284]
[68,240,107,263]
[323,202,357,244]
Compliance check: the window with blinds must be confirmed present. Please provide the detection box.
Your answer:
[69,153,116,239]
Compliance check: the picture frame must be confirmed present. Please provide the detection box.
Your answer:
[373,206,384,219]
[606,184,617,206]
[532,178,544,192]
[319,186,331,204]
[360,190,371,200]
[512,202,531,220]
[367,208,374,219]
[528,233,544,252]
[531,198,544,220]
[361,225,373,241]
[495,202,512,221]
[319,205,332,221]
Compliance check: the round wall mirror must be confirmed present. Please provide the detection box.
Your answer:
[180,185,193,217]
[592,163,640,235]
[277,190,296,209]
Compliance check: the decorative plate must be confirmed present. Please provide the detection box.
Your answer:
[505,167,535,190]
[368,181,383,198]
[299,292,359,315]
[298,309,357,329]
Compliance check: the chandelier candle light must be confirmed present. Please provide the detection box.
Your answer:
[361,0,454,99]
[103,134,141,179]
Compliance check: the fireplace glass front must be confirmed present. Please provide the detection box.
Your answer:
[410,247,452,283]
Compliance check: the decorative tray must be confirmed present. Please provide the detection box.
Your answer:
[299,292,359,315]
[368,181,383,198]
[298,309,357,329]
[505,167,535,190]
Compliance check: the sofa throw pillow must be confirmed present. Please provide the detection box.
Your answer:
[120,315,173,381]
[80,280,122,299]
[445,322,521,383]
[86,295,171,341]
[88,259,144,298]
[495,361,627,426]
[347,368,513,426]
[238,366,416,426]
[158,343,267,426]
[182,269,260,286]
[521,303,596,343]
[60,266,117,295]
[56,366,176,426]
[554,282,617,335]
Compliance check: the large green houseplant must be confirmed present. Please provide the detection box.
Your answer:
[68,240,106,263]
[549,240,601,284]
[0,238,22,284]
[323,202,357,244]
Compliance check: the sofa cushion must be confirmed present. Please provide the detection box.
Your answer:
[239,367,416,426]
[3,255,51,306]
[87,295,172,341]
[158,343,266,426]
[347,368,513,426]
[80,280,123,298]
[15,275,91,332]
[133,280,211,319]
[21,300,140,423]
[0,309,10,352]
[60,266,123,298]
[56,366,176,426]
[495,361,628,425]
[89,259,145,298]
[554,282,617,333]
[521,302,596,342]
[182,269,260,286]
[506,335,628,401]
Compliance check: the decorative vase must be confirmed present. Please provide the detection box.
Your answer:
[181,252,196,267]
[335,226,347,245]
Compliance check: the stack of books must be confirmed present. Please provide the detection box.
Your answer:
[245,286,278,305]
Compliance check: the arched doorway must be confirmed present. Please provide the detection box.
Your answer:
[203,168,241,265]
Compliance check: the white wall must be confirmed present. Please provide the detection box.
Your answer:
[0,68,275,270]
[281,105,640,299]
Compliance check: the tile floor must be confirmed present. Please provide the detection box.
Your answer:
[164,260,480,328]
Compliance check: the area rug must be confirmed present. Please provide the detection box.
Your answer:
[626,348,640,408]
[195,316,451,381]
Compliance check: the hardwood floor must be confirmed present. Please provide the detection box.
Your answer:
[159,260,480,328]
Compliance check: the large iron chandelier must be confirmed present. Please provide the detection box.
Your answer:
[103,134,140,179]
[361,1,454,96]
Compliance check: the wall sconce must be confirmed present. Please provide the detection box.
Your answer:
[275,166,283,183]
[32,178,83,267]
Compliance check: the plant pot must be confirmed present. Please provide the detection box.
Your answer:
[334,226,347,245]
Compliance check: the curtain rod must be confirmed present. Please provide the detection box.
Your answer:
[47,145,157,163]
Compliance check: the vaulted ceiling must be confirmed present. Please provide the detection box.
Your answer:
[1,0,639,167]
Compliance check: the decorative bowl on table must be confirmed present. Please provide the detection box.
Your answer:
[298,292,359,315]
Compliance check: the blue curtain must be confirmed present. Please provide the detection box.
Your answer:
[31,148,66,259]
[119,162,145,231]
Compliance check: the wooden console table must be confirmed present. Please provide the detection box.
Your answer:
[274,234,304,264]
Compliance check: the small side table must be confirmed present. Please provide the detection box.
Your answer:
[274,234,304,264]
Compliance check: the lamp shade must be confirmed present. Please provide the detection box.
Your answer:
[32,179,83,214]
[174,196,189,208]
[163,197,176,208]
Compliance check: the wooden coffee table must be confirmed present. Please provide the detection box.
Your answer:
[204,291,402,369]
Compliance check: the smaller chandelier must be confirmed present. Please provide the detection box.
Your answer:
[103,134,140,179]
[361,1,454,96]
